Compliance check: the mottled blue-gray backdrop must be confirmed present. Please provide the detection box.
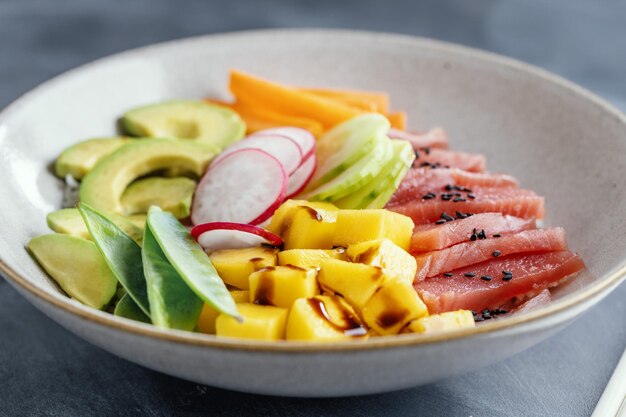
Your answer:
[1,1,625,416]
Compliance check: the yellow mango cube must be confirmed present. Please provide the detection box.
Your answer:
[277,248,347,268]
[347,239,417,285]
[249,265,319,308]
[362,280,428,335]
[332,209,414,250]
[209,247,278,290]
[409,310,475,334]
[197,290,251,334]
[286,296,367,341]
[267,200,339,249]
[215,303,288,341]
[318,258,385,311]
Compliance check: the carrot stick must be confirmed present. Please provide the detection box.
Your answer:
[300,88,390,113]
[386,111,406,130]
[229,70,362,129]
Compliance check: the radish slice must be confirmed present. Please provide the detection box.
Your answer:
[286,154,317,199]
[191,222,283,250]
[212,134,302,175]
[191,149,287,226]
[252,127,316,162]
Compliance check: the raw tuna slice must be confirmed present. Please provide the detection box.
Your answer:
[389,167,518,206]
[512,289,552,314]
[410,213,536,253]
[388,128,449,149]
[387,187,545,225]
[414,228,568,280]
[415,251,584,313]
[413,148,486,172]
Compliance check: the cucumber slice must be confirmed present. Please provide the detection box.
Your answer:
[306,113,390,190]
[335,140,415,209]
[122,100,246,150]
[301,136,394,202]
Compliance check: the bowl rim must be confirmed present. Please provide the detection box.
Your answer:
[1,28,625,352]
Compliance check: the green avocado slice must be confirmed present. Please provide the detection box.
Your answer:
[121,177,196,219]
[122,100,245,150]
[55,137,130,179]
[80,138,215,214]
[47,208,144,244]
[28,234,118,309]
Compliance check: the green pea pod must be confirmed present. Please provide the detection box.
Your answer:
[114,293,151,324]
[78,203,150,316]
[146,206,240,320]
[142,221,203,330]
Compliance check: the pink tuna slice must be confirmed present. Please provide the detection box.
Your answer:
[388,127,449,150]
[387,187,545,225]
[389,167,519,207]
[512,289,553,314]
[414,228,568,281]
[410,213,536,254]
[413,148,486,172]
[414,251,585,314]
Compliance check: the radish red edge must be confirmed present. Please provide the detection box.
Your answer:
[285,154,317,199]
[191,222,283,247]
[252,128,316,161]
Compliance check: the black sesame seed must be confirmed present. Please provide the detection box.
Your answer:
[493,233,502,238]
[422,193,435,200]
[455,211,467,219]
[422,147,431,155]
[502,275,513,281]
[503,270,513,275]
[466,213,474,217]
[481,275,493,281]
[453,197,466,202]
[420,161,431,167]
[468,194,476,199]
[464,272,476,278]
[435,219,447,225]
[493,250,502,257]
[470,234,477,241]
[482,312,492,320]
[474,316,485,322]
[443,272,454,277]
[441,212,455,222]
[477,229,486,239]
[445,184,454,191]
[498,309,508,314]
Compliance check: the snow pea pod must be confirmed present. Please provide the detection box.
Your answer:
[146,207,240,319]
[142,220,203,330]
[114,293,151,324]
[78,203,150,316]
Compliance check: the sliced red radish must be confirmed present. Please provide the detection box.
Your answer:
[191,149,287,226]
[251,127,316,162]
[191,222,283,250]
[286,154,317,199]
[212,134,302,175]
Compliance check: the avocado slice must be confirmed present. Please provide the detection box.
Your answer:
[47,208,144,244]
[55,137,130,179]
[80,138,216,214]
[121,177,196,219]
[28,234,118,309]
[122,100,245,150]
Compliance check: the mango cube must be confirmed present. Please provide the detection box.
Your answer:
[318,259,385,311]
[286,296,367,341]
[197,290,251,334]
[267,200,339,249]
[215,303,288,341]
[332,209,414,250]
[362,280,428,335]
[209,247,278,289]
[347,239,417,285]
[409,310,475,334]
[277,248,347,268]
[249,265,319,308]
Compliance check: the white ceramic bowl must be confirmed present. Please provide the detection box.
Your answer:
[0,30,625,397]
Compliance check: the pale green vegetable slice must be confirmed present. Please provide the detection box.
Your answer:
[300,136,394,202]
[28,234,117,309]
[142,218,203,330]
[121,177,196,219]
[122,100,245,150]
[306,113,390,190]
[146,207,240,319]
[47,208,144,244]
[114,293,151,323]
[78,203,150,316]
[55,137,130,179]
[335,140,415,209]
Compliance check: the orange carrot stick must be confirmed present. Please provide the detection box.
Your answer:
[386,111,406,130]
[300,88,390,113]
[229,70,362,129]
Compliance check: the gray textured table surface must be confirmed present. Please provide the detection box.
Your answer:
[1,1,625,416]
